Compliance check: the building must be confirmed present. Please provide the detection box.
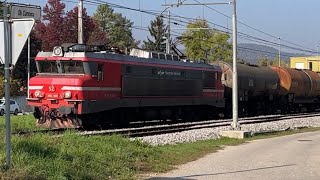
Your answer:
[290,56,320,73]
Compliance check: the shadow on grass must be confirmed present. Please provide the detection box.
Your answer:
[16,140,58,158]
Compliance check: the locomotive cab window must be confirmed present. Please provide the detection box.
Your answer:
[37,60,85,74]
[38,61,58,73]
[62,61,84,74]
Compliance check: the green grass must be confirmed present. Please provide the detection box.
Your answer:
[0,115,320,179]
[0,133,157,180]
[0,114,39,134]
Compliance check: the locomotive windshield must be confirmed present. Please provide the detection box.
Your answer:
[38,61,85,74]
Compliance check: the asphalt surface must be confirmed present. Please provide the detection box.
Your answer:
[148,131,320,180]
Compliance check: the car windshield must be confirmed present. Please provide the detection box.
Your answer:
[38,61,85,74]
[0,100,4,105]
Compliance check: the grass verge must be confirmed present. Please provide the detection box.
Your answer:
[0,116,319,179]
[0,114,39,134]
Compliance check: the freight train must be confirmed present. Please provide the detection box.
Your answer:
[213,62,320,117]
[27,44,224,129]
[27,44,320,129]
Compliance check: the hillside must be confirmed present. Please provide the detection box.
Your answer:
[238,43,307,64]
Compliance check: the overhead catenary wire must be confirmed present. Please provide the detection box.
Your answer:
[86,0,316,54]
[192,0,316,52]
[63,0,316,56]
[64,0,292,59]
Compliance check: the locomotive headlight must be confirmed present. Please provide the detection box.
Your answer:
[34,90,41,97]
[63,91,72,99]
[34,90,44,98]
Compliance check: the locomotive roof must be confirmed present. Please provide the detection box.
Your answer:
[36,51,221,71]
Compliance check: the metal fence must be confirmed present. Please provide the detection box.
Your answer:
[12,96,33,113]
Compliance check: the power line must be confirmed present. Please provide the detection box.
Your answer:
[69,0,316,54]
[238,46,292,58]
[192,0,315,52]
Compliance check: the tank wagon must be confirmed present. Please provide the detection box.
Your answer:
[213,62,280,116]
[214,61,320,116]
[27,44,225,129]
[271,67,320,112]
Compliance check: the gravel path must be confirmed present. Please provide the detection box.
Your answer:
[134,116,320,145]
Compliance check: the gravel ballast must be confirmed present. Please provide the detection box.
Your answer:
[135,116,320,145]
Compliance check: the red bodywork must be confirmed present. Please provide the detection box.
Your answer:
[28,51,224,128]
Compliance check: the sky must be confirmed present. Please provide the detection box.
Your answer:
[6,0,320,55]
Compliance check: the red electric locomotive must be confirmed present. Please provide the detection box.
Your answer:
[27,44,225,129]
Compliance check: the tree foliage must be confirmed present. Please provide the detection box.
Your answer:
[258,57,288,67]
[9,0,108,96]
[0,75,23,97]
[257,57,270,67]
[142,16,167,52]
[181,19,232,62]
[0,1,3,18]
[93,4,138,51]
[64,7,107,45]
[270,59,288,67]
[34,0,107,51]
[34,0,66,51]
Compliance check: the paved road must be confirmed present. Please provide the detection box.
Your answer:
[148,131,320,180]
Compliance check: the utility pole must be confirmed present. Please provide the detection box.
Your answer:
[278,37,281,67]
[163,0,238,129]
[27,36,30,98]
[78,0,83,44]
[316,45,319,72]
[3,4,12,168]
[231,0,238,130]
[166,10,170,54]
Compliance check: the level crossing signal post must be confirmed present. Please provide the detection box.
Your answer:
[1,3,40,169]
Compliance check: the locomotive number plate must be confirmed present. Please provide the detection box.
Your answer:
[47,94,59,99]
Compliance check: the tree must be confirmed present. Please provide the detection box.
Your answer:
[12,0,107,94]
[64,7,107,44]
[34,0,107,51]
[34,0,66,51]
[142,16,167,52]
[181,19,232,62]
[271,59,288,67]
[87,20,108,45]
[0,1,3,18]
[0,75,22,97]
[93,4,138,51]
[258,57,270,67]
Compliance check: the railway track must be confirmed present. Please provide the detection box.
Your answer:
[13,112,320,137]
[79,112,320,137]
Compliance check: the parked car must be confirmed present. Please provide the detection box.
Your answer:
[0,99,21,115]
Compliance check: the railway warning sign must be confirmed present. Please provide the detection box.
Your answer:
[0,19,35,66]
